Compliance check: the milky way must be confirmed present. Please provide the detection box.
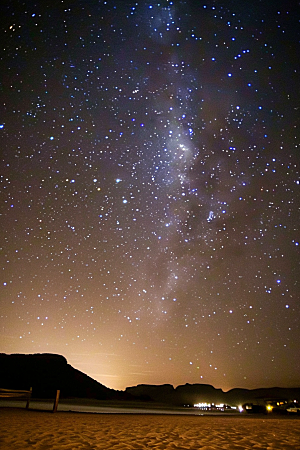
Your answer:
[1,0,300,390]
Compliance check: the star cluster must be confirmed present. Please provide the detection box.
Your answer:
[1,0,300,390]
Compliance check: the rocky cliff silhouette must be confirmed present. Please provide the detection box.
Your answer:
[0,353,129,400]
[126,383,300,406]
[1,353,299,406]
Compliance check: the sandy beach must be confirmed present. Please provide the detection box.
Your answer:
[0,408,300,450]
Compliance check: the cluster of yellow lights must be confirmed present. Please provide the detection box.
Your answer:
[194,402,225,409]
[194,402,244,412]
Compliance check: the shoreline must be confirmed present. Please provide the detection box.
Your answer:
[0,400,242,415]
[1,401,300,417]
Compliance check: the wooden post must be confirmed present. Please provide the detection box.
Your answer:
[53,389,60,413]
[26,387,32,410]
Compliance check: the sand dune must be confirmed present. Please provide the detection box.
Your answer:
[0,408,300,449]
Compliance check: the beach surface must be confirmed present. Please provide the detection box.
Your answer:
[1,407,300,449]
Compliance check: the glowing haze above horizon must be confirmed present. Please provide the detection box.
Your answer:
[1,0,300,392]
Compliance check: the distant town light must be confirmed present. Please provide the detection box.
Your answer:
[194,402,211,408]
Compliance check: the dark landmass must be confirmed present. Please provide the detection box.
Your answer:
[126,383,300,407]
[0,353,131,401]
[1,353,299,407]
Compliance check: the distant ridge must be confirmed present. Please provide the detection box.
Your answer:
[126,383,300,406]
[1,353,299,406]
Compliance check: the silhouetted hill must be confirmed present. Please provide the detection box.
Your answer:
[0,353,130,400]
[126,383,300,406]
[176,383,224,405]
[125,384,175,404]
[225,387,300,405]
[125,383,226,405]
[1,353,299,406]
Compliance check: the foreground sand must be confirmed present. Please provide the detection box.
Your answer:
[0,408,300,449]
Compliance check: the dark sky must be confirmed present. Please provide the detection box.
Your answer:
[1,0,300,391]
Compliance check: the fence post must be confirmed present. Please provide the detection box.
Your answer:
[26,387,32,409]
[53,390,60,413]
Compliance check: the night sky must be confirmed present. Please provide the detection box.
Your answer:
[1,0,300,392]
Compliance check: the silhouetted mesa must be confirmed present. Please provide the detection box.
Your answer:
[1,353,299,408]
[0,353,131,401]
